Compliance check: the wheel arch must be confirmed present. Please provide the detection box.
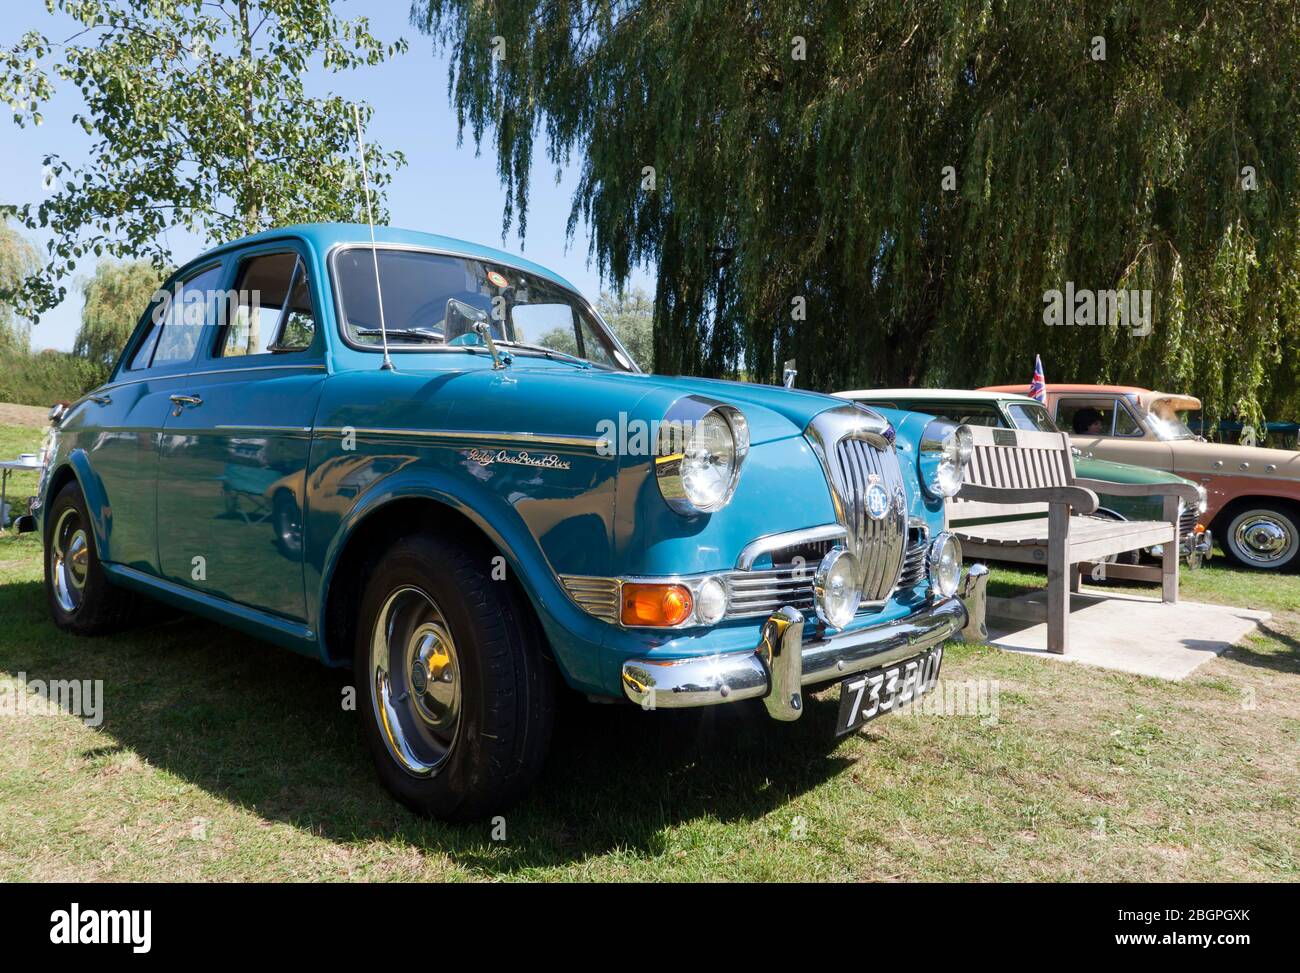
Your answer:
[41,451,110,554]
[1208,493,1300,534]
[317,492,556,670]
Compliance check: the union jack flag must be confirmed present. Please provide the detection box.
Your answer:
[1027,354,1047,403]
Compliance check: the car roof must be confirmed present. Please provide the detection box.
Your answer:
[980,383,1151,396]
[183,223,582,294]
[838,388,1042,405]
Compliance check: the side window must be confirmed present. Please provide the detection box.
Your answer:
[128,316,163,370]
[1113,399,1143,437]
[219,252,316,357]
[133,264,224,369]
[1059,398,1117,436]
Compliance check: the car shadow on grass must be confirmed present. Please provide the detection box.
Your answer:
[1223,622,1300,676]
[0,578,852,875]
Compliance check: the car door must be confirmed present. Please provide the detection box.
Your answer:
[155,245,327,622]
[76,262,225,574]
[1055,394,1174,471]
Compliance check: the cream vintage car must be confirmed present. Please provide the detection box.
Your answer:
[982,383,1300,571]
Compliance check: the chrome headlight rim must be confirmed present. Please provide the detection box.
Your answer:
[927,531,963,599]
[813,545,861,630]
[1195,484,1208,515]
[654,397,751,515]
[919,419,974,499]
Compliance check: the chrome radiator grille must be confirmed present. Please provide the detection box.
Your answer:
[723,567,816,618]
[828,436,908,603]
[897,522,930,589]
[1178,502,1197,538]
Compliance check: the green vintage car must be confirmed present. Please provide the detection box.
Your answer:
[837,389,1211,567]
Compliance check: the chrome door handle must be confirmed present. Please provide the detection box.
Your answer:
[169,393,203,416]
[88,394,112,406]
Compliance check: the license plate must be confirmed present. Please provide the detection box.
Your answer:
[835,645,944,735]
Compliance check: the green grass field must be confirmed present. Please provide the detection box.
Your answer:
[0,422,1296,881]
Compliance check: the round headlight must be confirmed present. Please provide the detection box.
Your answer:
[695,576,728,625]
[656,403,749,514]
[1195,484,1208,515]
[919,420,974,498]
[814,546,860,629]
[927,532,963,598]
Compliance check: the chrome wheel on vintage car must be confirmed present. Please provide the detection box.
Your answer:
[50,506,90,614]
[369,586,462,776]
[354,531,556,820]
[1223,506,1299,570]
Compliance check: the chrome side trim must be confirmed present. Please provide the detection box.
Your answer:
[72,363,329,408]
[735,523,847,570]
[314,426,611,451]
[214,425,314,435]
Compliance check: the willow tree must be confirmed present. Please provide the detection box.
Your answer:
[412,0,1300,424]
[0,220,40,355]
[75,259,166,368]
[1,0,406,318]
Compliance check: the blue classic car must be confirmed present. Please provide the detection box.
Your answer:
[33,224,987,819]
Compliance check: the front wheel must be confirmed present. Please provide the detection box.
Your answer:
[1219,503,1300,571]
[354,532,556,820]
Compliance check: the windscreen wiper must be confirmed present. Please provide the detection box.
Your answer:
[497,342,592,368]
[355,326,443,343]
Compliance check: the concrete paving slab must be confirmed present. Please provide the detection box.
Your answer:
[985,588,1270,680]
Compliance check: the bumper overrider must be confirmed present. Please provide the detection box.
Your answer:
[1182,527,1214,569]
[620,563,989,720]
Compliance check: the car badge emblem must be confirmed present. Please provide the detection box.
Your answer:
[865,475,891,521]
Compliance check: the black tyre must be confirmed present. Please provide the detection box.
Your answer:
[44,480,143,635]
[1218,501,1300,571]
[354,531,556,820]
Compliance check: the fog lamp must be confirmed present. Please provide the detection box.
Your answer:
[928,532,963,598]
[813,546,860,629]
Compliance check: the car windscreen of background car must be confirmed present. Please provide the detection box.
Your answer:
[1005,402,1059,432]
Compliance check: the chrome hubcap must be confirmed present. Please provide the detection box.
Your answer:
[51,508,89,613]
[1231,510,1295,565]
[370,586,462,777]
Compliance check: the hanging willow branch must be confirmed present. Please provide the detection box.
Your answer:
[411,0,1300,427]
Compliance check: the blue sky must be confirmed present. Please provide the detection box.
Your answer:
[2,2,653,351]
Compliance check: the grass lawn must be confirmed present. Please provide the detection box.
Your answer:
[0,421,1296,881]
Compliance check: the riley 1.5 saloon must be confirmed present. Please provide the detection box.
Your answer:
[33,224,987,819]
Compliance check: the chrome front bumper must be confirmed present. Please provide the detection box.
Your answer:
[620,564,989,721]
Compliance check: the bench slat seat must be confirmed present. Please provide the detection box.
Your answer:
[946,425,1187,655]
[956,514,1173,554]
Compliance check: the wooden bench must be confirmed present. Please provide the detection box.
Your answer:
[947,426,1201,655]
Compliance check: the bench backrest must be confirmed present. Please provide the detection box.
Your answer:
[947,426,1076,524]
